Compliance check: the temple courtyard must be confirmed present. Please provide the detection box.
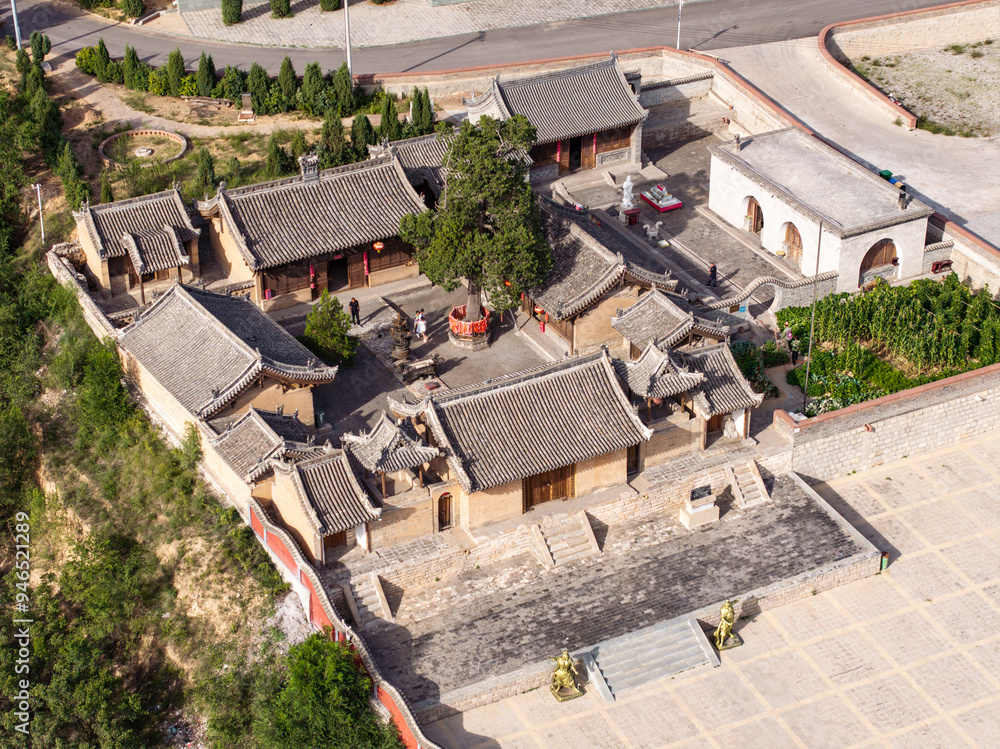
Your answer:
[422,429,1000,748]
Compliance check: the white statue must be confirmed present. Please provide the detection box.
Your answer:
[621,175,635,211]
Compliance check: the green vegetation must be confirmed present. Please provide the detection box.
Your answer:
[399,115,552,318]
[0,49,401,748]
[270,0,292,18]
[299,290,358,365]
[222,0,243,24]
[730,340,787,399]
[777,274,1000,415]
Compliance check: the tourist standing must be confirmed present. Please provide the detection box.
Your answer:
[708,262,717,288]
[349,297,360,325]
[790,337,800,366]
[416,309,429,343]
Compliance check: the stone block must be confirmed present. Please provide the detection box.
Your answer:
[679,501,719,530]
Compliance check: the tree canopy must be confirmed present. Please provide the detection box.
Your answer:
[398,115,551,318]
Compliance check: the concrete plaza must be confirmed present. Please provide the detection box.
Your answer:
[423,428,1000,748]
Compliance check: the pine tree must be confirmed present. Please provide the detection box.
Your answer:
[318,109,347,168]
[418,87,434,132]
[29,31,51,64]
[57,141,80,184]
[165,48,185,97]
[100,172,114,203]
[123,45,141,89]
[290,130,307,160]
[219,65,245,106]
[379,95,402,142]
[331,63,355,115]
[277,56,297,102]
[120,0,144,19]
[265,134,287,178]
[301,291,357,364]
[300,62,325,116]
[196,147,216,189]
[196,52,216,97]
[95,38,111,82]
[15,48,30,77]
[350,114,375,157]
[246,62,269,113]
[398,116,551,319]
[270,0,291,18]
[221,0,242,24]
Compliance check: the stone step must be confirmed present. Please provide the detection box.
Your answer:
[552,548,595,566]
[591,617,720,699]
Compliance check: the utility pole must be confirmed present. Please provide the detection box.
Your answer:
[802,220,822,414]
[344,0,353,77]
[31,183,45,243]
[9,0,23,49]
[676,0,684,50]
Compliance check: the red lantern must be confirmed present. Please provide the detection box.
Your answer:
[373,241,385,253]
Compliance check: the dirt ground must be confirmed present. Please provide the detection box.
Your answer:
[850,38,1000,136]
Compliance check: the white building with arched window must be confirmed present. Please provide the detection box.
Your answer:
[708,128,933,292]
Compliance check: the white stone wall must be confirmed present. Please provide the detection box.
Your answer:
[837,216,928,290]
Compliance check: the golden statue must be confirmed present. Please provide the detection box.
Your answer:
[550,650,583,701]
[713,599,742,650]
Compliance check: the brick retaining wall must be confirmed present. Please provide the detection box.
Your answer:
[774,363,1000,481]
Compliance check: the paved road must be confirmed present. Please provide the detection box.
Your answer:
[9,0,950,74]
[722,38,1000,249]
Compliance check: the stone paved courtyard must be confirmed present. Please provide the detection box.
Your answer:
[422,429,1000,748]
[365,474,872,712]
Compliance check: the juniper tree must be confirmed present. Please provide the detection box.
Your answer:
[318,109,348,168]
[123,45,141,89]
[196,52,216,97]
[29,31,50,64]
[398,115,551,320]
[221,0,242,24]
[290,131,307,160]
[300,62,324,115]
[265,134,287,178]
[350,114,375,157]
[277,56,297,102]
[331,62,354,115]
[196,147,216,190]
[95,38,111,82]
[100,172,114,203]
[165,48,185,97]
[246,62,269,112]
[379,95,402,142]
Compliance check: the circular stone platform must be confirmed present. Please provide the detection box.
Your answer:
[99,129,187,170]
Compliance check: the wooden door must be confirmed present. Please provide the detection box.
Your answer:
[747,197,763,235]
[861,239,897,270]
[627,444,641,475]
[581,135,596,170]
[347,253,366,289]
[784,223,803,265]
[437,493,452,530]
[523,464,575,510]
[707,413,725,433]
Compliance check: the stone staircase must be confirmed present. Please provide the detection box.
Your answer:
[583,617,720,701]
[534,512,601,567]
[343,572,393,630]
[728,460,770,509]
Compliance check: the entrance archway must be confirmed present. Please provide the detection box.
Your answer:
[859,238,898,286]
[783,222,803,266]
[745,197,764,235]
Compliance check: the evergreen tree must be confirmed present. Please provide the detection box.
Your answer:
[270,0,291,18]
[196,147,216,189]
[265,134,287,178]
[15,47,30,77]
[398,116,551,319]
[246,62,269,113]
[318,109,347,168]
[196,52,216,97]
[123,45,141,89]
[100,172,114,203]
[277,56,297,103]
[95,38,111,82]
[379,95,402,142]
[29,31,51,64]
[120,0,144,19]
[350,114,375,157]
[299,292,357,366]
[221,0,242,24]
[331,63,355,115]
[300,62,324,115]
[57,141,80,184]
[219,66,245,106]
[165,48,185,97]
[319,0,340,9]
[290,130,307,160]
[417,87,434,132]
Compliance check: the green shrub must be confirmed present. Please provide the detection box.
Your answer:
[95,37,111,81]
[299,290,357,365]
[30,31,51,64]
[166,48,185,97]
[148,66,169,96]
[320,0,340,9]
[76,46,99,75]
[196,146,215,189]
[270,0,291,17]
[247,62,270,112]
[3,35,16,51]
[179,73,198,96]
[760,339,789,367]
[379,93,402,142]
[120,0,144,18]
[221,0,242,24]
[196,52,216,97]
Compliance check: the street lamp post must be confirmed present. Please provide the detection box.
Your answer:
[31,183,44,243]
[344,0,353,77]
[676,0,684,50]
[9,0,23,49]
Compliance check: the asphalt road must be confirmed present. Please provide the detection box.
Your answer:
[8,0,951,75]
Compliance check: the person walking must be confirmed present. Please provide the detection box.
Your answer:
[349,297,360,326]
[416,309,429,343]
[708,262,718,288]
[790,336,800,366]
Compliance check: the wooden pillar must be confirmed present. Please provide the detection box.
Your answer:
[419,467,424,489]
[139,275,146,305]
[380,471,386,498]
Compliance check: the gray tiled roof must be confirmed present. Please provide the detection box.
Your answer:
[613,344,706,400]
[530,212,677,320]
[123,225,191,275]
[119,284,337,417]
[74,189,199,260]
[201,156,426,271]
[465,58,647,145]
[710,128,933,237]
[677,343,764,417]
[342,411,440,474]
[385,134,451,197]
[208,408,285,481]
[396,351,651,492]
[612,290,729,350]
[287,449,381,534]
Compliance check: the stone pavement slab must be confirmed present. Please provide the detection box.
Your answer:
[431,430,1000,748]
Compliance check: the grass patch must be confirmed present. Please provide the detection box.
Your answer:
[946,43,967,55]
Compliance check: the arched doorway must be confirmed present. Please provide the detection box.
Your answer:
[859,238,898,285]
[746,197,764,235]
[783,223,803,266]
